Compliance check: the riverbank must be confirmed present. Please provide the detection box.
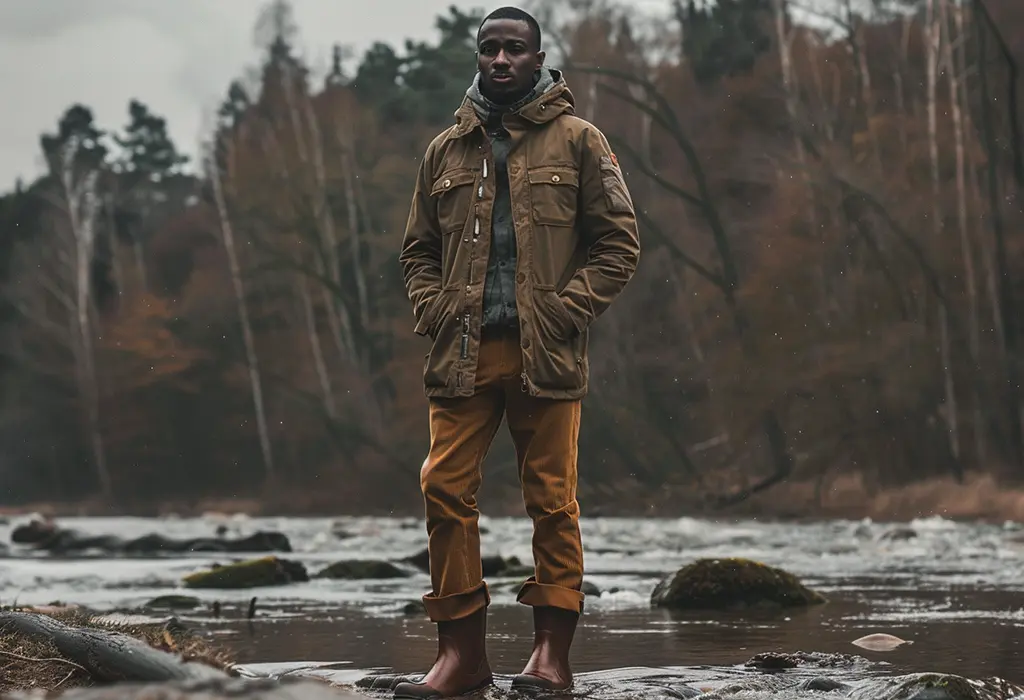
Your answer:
[0,607,232,693]
[3,473,1024,523]
[2,514,1023,697]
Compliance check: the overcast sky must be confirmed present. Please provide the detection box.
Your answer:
[0,0,563,190]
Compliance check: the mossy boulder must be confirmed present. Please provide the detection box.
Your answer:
[182,556,308,589]
[315,560,410,580]
[650,558,826,610]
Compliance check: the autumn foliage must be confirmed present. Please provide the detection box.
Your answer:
[0,0,1022,514]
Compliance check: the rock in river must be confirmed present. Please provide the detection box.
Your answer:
[10,518,292,556]
[183,556,309,589]
[650,557,827,611]
[314,560,411,580]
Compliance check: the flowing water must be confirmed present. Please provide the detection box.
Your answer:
[2,514,1024,698]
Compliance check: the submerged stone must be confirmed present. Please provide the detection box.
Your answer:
[847,673,1024,700]
[143,595,202,611]
[746,651,863,670]
[798,677,849,692]
[182,556,308,589]
[651,558,827,610]
[315,560,410,580]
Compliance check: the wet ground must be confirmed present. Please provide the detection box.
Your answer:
[2,514,1023,697]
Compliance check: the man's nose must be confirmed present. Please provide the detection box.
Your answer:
[493,49,510,66]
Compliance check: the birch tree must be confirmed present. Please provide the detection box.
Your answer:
[207,148,275,481]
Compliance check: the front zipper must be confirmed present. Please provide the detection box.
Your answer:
[460,311,470,359]
[521,370,529,393]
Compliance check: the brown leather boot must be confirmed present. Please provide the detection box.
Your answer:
[393,607,493,699]
[510,606,580,692]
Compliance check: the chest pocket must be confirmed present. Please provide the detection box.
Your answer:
[528,166,579,228]
[431,169,476,235]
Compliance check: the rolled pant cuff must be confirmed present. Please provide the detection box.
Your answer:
[422,581,490,622]
[515,576,585,613]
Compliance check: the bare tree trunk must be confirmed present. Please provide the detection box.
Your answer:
[299,276,336,418]
[808,37,836,143]
[58,149,112,500]
[773,0,824,313]
[281,65,358,365]
[845,0,881,169]
[132,237,147,291]
[339,147,369,332]
[951,2,1005,354]
[941,0,983,464]
[925,0,960,459]
[103,194,124,304]
[894,14,912,154]
[208,153,275,481]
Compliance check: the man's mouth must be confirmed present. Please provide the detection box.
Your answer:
[491,74,513,83]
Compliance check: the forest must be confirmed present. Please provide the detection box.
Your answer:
[0,0,1021,516]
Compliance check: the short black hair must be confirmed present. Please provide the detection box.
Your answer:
[478,6,542,51]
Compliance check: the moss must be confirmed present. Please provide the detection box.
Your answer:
[182,556,308,589]
[0,606,232,693]
[650,557,827,610]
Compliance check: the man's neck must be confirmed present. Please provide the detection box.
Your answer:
[481,86,533,109]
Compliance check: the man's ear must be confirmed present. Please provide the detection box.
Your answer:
[536,50,546,68]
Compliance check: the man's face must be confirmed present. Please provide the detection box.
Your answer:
[477,18,545,103]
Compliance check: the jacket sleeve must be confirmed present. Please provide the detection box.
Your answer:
[558,125,641,332]
[399,141,444,336]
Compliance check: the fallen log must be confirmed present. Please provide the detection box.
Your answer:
[0,677,368,700]
[0,611,230,688]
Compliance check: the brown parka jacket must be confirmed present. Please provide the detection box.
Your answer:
[399,69,640,400]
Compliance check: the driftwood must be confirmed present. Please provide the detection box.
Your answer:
[0,677,367,700]
[0,612,229,683]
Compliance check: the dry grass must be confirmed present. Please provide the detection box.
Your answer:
[0,606,234,694]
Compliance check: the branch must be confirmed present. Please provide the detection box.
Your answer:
[633,208,727,290]
[605,135,703,208]
[572,62,740,291]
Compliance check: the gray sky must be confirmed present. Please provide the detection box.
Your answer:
[0,0,511,190]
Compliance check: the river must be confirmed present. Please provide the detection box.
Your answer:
[2,513,1023,698]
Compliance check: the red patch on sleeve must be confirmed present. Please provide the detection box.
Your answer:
[610,153,619,167]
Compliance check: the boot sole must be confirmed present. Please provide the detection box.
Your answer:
[510,674,573,693]
[393,675,494,699]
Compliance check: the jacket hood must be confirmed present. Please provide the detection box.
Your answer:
[449,67,575,138]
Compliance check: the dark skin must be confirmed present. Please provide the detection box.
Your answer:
[476,18,546,105]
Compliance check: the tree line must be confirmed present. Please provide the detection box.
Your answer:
[0,0,1021,513]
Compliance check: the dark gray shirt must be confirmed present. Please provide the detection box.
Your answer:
[481,114,518,329]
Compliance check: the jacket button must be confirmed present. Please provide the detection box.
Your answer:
[517,272,526,283]
[522,338,531,349]
[443,179,451,188]
[551,174,560,182]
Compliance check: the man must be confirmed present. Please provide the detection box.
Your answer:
[395,6,640,698]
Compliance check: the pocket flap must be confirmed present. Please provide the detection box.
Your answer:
[430,169,476,196]
[527,166,579,187]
